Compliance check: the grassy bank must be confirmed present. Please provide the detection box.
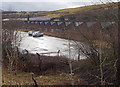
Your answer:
[43,32,82,42]
[3,52,116,85]
[3,68,75,85]
[3,54,87,85]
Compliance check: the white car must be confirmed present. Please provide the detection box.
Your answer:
[32,31,44,37]
[28,31,34,36]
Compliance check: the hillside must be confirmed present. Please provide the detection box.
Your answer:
[2,2,118,21]
[29,2,118,21]
[63,2,118,21]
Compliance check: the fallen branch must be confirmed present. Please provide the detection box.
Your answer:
[32,76,38,87]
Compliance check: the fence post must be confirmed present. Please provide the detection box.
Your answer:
[57,50,60,56]
[78,53,80,61]
[36,53,42,72]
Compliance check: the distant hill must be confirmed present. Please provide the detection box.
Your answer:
[63,2,118,21]
[2,2,119,21]
[2,11,18,14]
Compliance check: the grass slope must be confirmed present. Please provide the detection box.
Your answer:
[2,2,118,21]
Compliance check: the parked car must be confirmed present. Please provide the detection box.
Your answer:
[32,31,44,37]
[28,31,34,36]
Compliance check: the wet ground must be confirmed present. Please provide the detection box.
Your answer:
[18,31,86,60]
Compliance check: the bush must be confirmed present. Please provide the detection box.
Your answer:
[18,53,69,74]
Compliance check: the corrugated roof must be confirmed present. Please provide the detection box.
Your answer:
[86,22,96,27]
[29,18,52,21]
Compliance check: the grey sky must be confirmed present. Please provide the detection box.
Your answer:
[1,0,119,11]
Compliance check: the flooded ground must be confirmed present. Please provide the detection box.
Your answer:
[18,31,86,60]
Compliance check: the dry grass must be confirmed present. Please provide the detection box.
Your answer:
[3,68,84,85]
[92,40,111,49]
[16,29,31,32]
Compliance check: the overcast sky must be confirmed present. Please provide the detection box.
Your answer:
[1,0,119,11]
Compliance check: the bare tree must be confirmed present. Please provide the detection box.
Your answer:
[2,20,23,84]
